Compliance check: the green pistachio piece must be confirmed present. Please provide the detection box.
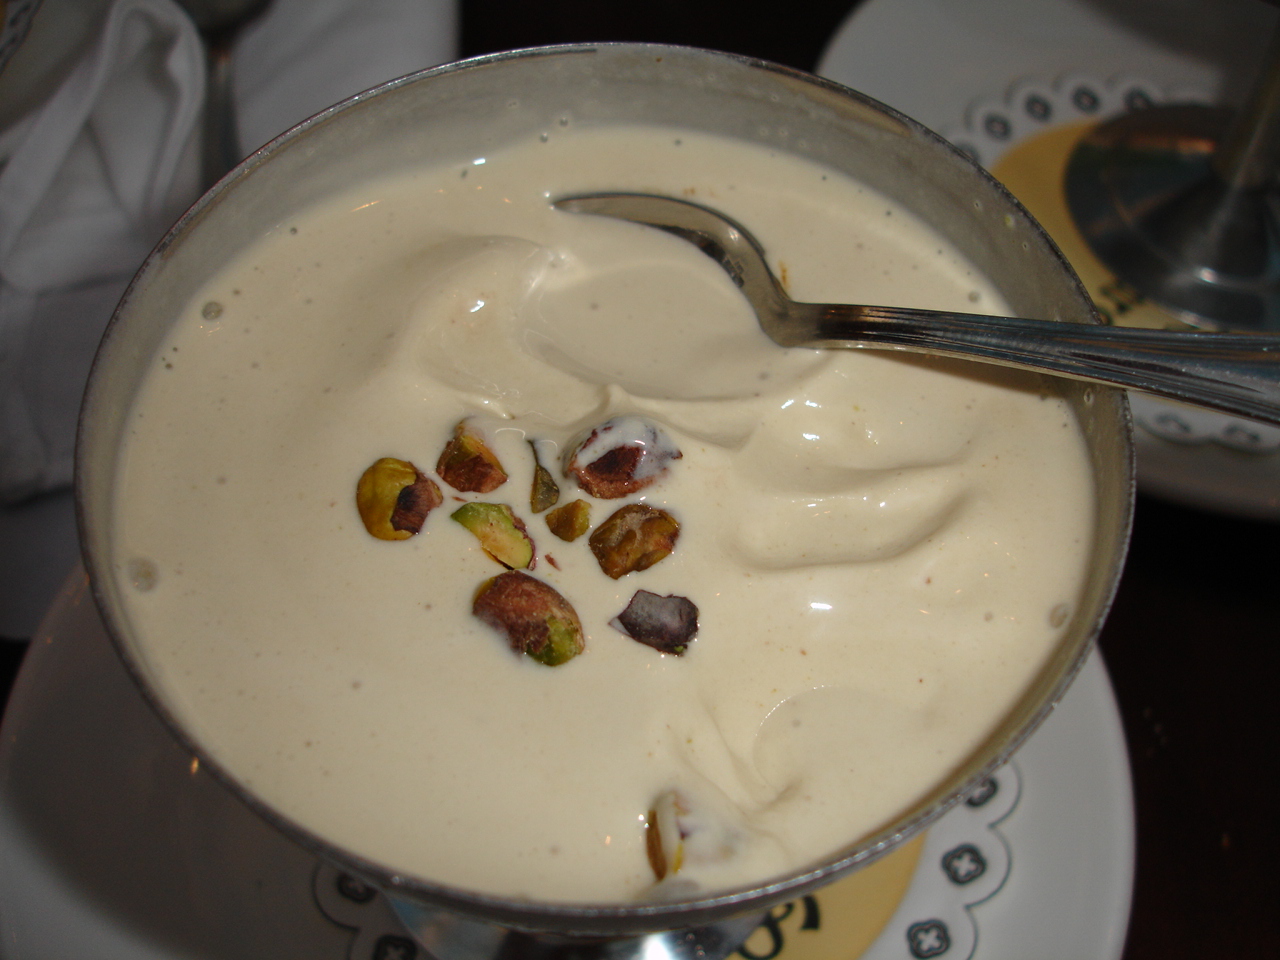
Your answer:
[437,420,507,493]
[356,457,442,540]
[472,570,584,666]
[451,502,534,569]
[529,439,560,513]
[545,499,591,542]
[589,503,680,579]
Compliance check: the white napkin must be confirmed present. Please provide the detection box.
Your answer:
[0,0,203,503]
[0,0,458,504]
[234,0,458,157]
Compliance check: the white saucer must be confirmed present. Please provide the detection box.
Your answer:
[0,570,1132,959]
[817,0,1280,520]
[817,0,1275,135]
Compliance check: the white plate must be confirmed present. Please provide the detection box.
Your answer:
[817,0,1275,135]
[817,0,1280,520]
[0,570,1132,959]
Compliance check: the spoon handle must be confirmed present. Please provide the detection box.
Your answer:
[798,303,1280,426]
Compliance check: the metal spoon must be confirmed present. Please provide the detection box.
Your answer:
[553,193,1280,427]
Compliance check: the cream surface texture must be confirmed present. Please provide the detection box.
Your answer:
[111,124,1094,903]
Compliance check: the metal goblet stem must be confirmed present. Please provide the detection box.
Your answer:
[1064,19,1280,332]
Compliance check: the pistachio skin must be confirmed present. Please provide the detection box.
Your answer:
[472,570,585,666]
[566,416,681,499]
[589,503,680,579]
[437,420,508,493]
[645,789,740,882]
[611,590,698,655]
[451,502,535,569]
[646,790,688,880]
[356,458,443,540]
[545,499,591,542]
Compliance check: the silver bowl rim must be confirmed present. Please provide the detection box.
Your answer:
[75,40,1135,934]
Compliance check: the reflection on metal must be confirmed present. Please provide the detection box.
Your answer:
[388,896,766,960]
[1065,26,1280,332]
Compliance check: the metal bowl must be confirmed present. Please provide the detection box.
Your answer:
[76,42,1133,952]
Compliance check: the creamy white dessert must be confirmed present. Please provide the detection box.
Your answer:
[111,124,1094,902]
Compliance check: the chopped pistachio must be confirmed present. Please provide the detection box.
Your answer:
[356,457,443,540]
[565,416,681,499]
[472,570,584,666]
[646,790,689,880]
[611,591,698,655]
[528,439,560,513]
[589,503,680,579]
[545,499,591,542]
[645,789,742,882]
[451,502,534,569]
[436,420,507,493]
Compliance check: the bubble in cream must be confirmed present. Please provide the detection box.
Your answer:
[126,557,158,592]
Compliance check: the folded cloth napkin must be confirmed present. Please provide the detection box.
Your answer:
[0,0,203,503]
[0,0,457,504]
[234,0,458,157]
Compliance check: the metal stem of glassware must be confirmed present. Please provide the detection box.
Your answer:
[177,0,272,191]
[389,896,767,960]
[1063,20,1280,332]
[553,193,1280,426]
[1212,22,1280,193]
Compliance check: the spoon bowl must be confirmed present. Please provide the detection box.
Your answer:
[554,192,1280,426]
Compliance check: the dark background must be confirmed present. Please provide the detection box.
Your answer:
[2,2,1277,958]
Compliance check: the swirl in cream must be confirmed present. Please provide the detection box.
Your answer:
[111,124,1093,902]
